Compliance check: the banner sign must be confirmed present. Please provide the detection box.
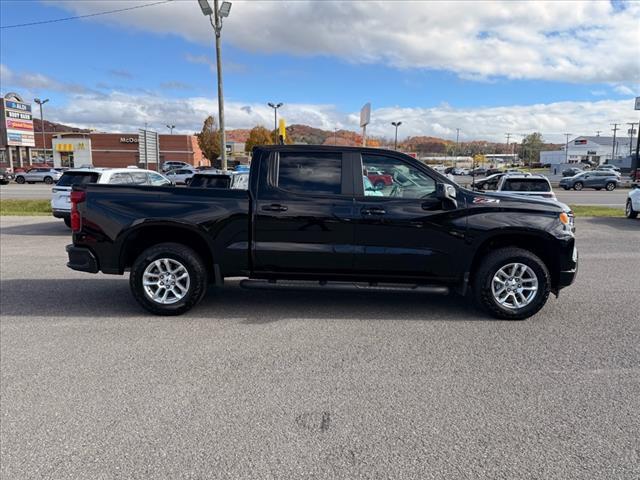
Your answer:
[3,98,35,147]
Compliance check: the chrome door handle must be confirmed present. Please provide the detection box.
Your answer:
[262,204,288,212]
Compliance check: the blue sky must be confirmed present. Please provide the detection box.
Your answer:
[1,0,638,141]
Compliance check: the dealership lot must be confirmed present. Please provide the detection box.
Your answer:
[1,215,638,479]
[0,181,632,208]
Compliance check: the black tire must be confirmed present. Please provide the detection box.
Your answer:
[15,176,25,184]
[573,182,583,191]
[626,199,638,219]
[473,247,551,320]
[185,178,192,186]
[44,176,53,184]
[605,182,615,191]
[63,217,72,228]
[129,242,208,315]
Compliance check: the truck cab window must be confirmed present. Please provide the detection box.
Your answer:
[277,152,342,195]
[362,154,435,199]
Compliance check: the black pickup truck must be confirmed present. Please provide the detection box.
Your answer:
[67,145,577,319]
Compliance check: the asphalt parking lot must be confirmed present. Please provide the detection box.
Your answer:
[1,216,639,479]
[0,182,632,208]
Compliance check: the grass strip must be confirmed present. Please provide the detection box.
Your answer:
[569,205,625,218]
[0,199,52,216]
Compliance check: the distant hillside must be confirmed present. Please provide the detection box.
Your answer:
[32,118,89,133]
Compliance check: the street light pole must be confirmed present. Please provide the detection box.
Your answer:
[455,128,460,168]
[34,98,49,163]
[200,0,232,170]
[564,133,571,164]
[391,121,402,150]
[268,102,283,144]
[166,124,175,135]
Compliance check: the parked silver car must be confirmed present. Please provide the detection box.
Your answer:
[164,167,197,185]
[15,168,62,184]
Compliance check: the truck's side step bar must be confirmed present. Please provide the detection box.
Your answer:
[239,279,449,295]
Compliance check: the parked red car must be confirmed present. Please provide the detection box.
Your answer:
[365,168,394,188]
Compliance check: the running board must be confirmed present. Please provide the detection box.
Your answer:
[239,279,449,295]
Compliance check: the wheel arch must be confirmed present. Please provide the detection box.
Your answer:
[467,231,561,294]
[118,222,217,282]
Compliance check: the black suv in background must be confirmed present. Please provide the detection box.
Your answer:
[66,146,577,320]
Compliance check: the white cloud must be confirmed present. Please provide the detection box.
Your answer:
[0,64,90,94]
[21,90,637,144]
[52,0,640,83]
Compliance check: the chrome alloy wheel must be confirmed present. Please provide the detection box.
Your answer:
[491,263,538,309]
[142,258,190,305]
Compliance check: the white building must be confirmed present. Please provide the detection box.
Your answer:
[541,135,637,166]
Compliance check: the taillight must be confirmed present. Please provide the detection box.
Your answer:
[70,191,86,232]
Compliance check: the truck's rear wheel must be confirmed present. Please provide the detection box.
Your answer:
[473,247,550,320]
[130,242,207,315]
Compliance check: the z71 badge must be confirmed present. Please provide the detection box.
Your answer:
[473,197,501,204]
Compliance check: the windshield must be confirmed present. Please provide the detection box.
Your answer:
[56,172,100,186]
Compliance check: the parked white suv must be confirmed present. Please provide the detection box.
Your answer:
[51,168,171,226]
[626,183,640,219]
[493,174,556,200]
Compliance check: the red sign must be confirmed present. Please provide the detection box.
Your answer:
[6,119,34,131]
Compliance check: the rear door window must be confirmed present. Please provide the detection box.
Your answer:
[189,175,231,188]
[276,152,342,196]
[503,179,550,192]
[109,172,134,184]
[148,172,171,186]
[130,172,149,184]
[56,172,100,186]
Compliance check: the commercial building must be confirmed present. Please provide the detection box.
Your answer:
[0,92,36,168]
[541,135,638,167]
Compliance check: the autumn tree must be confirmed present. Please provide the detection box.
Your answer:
[245,126,272,153]
[520,132,545,166]
[197,116,221,162]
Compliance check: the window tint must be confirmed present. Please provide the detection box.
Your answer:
[130,172,149,184]
[56,172,99,186]
[109,172,133,184]
[148,172,170,186]
[503,179,550,192]
[277,152,342,195]
[362,154,436,199]
[189,175,231,188]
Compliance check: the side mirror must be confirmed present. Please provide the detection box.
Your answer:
[436,182,458,209]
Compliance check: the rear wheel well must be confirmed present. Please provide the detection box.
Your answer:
[121,226,214,280]
[469,234,559,291]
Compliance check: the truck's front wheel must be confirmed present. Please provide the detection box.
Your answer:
[130,243,207,315]
[473,247,550,320]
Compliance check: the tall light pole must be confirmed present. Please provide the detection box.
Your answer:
[268,102,283,144]
[627,123,637,156]
[564,133,571,164]
[391,121,402,150]
[166,124,175,135]
[199,0,232,170]
[455,128,460,167]
[34,98,49,162]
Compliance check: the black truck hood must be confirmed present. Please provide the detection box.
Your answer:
[462,188,570,213]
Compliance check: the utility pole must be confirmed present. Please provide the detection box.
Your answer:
[391,121,402,150]
[596,130,602,137]
[610,123,620,164]
[505,133,511,164]
[34,98,49,163]
[564,133,571,164]
[200,0,232,170]
[455,128,460,168]
[267,102,283,144]
[627,123,638,156]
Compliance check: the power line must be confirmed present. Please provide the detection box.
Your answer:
[0,0,173,29]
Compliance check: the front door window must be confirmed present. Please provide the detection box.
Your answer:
[362,154,436,199]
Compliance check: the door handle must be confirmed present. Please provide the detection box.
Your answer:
[361,206,386,215]
[262,204,288,212]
